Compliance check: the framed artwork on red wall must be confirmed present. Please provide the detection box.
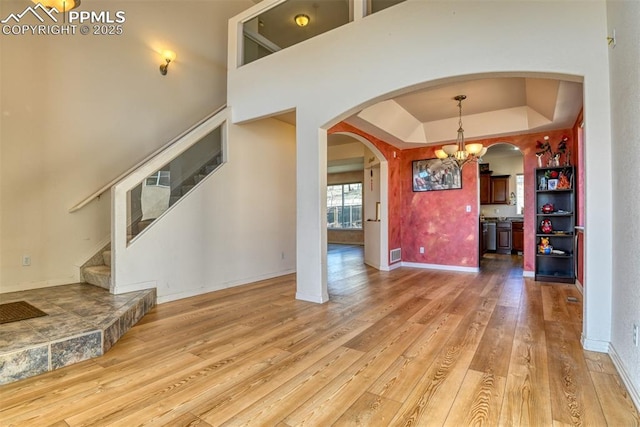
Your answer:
[412,158,462,192]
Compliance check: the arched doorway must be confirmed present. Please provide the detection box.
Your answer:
[479,143,525,268]
[327,131,390,271]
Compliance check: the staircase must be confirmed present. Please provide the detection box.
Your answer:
[129,156,223,241]
[81,156,223,290]
[82,247,112,290]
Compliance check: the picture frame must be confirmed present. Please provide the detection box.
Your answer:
[412,158,462,192]
[548,178,558,190]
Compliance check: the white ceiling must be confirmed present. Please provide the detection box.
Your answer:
[279,77,583,151]
[345,77,583,149]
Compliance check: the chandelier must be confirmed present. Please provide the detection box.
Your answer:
[33,0,81,12]
[434,95,487,168]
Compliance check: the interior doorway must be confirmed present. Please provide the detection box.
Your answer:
[479,143,524,268]
[327,133,388,271]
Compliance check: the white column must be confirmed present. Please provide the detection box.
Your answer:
[295,118,329,303]
[581,78,613,352]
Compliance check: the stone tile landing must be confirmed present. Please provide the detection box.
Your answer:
[0,284,156,385]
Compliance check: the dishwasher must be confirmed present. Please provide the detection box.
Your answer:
[486,222,497,251]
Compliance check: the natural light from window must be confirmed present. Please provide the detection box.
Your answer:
[327,183,362,229]
[516,174,525,214]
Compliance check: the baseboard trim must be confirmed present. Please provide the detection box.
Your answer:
[523,270,535,278]
[113,280,157,295]
[1,276,80,294]
[295,291,329,304]
[401,261,479,273]
[381,262,402,271]
[581,335,610,353]
[609,343,640,413]
[156,269,296,304]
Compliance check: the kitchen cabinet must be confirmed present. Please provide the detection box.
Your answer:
[479,173,491,204]
[490,176,510,204]
[511,221,524,252]
[535,166,575,284]
[480,174,510,205]
[496,221,511,254]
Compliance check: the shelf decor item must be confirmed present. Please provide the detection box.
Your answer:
[536,135,570,167]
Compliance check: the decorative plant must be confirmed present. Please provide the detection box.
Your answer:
[554,135,568,158]
[536,136,551,156]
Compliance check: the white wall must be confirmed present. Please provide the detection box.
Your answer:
[228,0,614,356]
[113,117,296,303]
[607,0,640,406]
[0,0,253,292]
[480,150,524,218]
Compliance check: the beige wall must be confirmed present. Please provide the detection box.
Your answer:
[327,171,364,245]
[0,0,253,292]
[608,0,640,401]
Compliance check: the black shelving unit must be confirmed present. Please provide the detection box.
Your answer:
[534,166,575,284]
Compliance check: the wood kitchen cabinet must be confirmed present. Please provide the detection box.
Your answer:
[480,174,510,205]
[512,221,524,252]
[490,176,510,204]
[480,173,491,204]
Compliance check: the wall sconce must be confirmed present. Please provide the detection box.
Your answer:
[294,14,310,27]
[159,50,176,76]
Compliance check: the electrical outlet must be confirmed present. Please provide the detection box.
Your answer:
[634,324,639,347]
[22,255,31,266]
[419,247,424,254]
[466,205,471,213]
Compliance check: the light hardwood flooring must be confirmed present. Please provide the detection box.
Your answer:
[1,246,638,426]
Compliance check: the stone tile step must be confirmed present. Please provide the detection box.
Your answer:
[0,285,156,385]
[82,265,111,290]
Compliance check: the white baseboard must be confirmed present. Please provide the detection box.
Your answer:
[609,343,640,413]
[113,280,157,295]
[1,275,81,294]
[295,291,329,304]
[401,261,479,273]
[156,269,296,304]
[381,262,402,271]
[523,270,535,278]
[581,335,610,353]
[74,234,111,267]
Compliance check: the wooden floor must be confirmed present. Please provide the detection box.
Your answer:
[1,246,638,426]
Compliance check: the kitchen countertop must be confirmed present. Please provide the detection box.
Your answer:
[481,217,523,222]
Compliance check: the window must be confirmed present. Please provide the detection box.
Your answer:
[145,170,170,187]
[327,183,362,229]
[516,174,525,214]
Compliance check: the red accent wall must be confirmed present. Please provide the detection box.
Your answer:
[329,123,579,273]
[328,123,402,264]
[401,146,479,267]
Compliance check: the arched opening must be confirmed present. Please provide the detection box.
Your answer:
[327,131,390,271]
[479,142,525,269]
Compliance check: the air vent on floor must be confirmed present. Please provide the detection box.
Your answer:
[390,248,401,263]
